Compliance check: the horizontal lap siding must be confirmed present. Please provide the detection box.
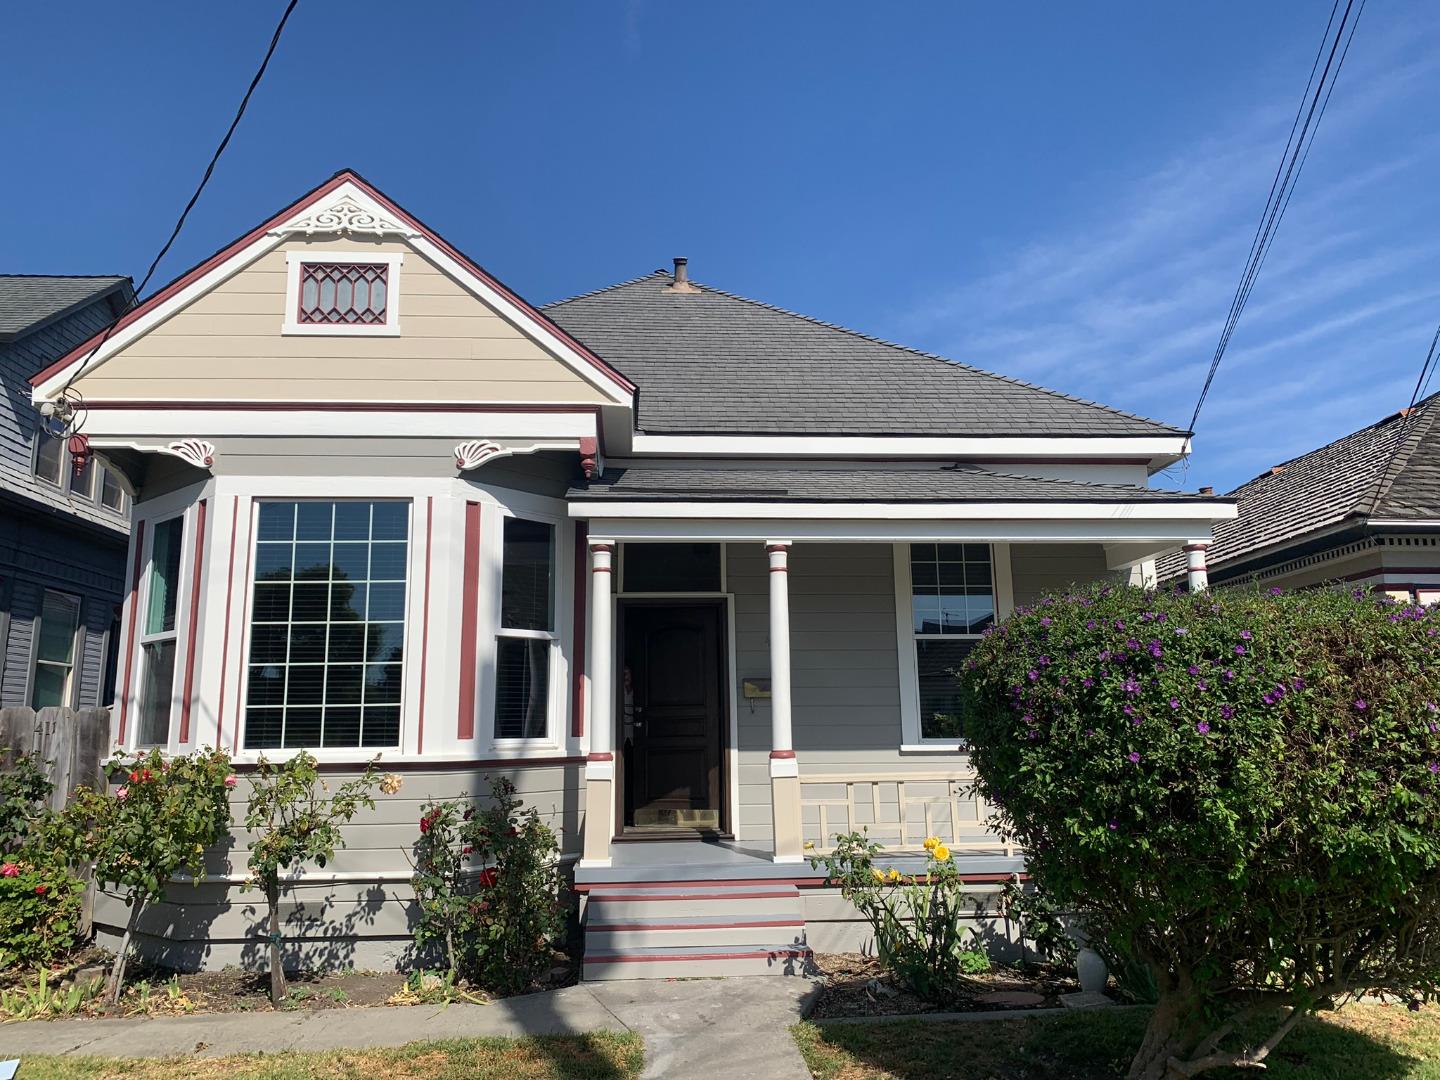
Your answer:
[1010,543,1115,607]
[97,762,584,972]
[70,236,608,404]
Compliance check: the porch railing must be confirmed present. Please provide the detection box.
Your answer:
[799,770,1014,856]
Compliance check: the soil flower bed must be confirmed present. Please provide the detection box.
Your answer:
[809,952,1086,1019]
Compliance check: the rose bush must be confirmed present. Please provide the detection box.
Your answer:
[0,756,85,971]
[411,776,565,995]
[960,582,1440,1079]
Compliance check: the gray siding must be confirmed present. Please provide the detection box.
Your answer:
[1010,543,1116,606]
[96,761,585,972]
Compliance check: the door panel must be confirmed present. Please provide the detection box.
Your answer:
[621,603,725,830]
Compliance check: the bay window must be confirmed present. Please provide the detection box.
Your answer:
[494,517,556,741]
[244,500,409,750]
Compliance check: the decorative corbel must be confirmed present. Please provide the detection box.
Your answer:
[579,436,604,480]
[454,439,508,471]
[163,439,216,469]
[268,195,421,239]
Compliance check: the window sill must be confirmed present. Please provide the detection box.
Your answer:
[899,742,970,755]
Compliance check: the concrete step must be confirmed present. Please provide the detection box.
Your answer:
[582,943,816,981]
[587,912,806,950]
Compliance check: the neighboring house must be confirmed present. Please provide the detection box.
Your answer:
[1157,393,1440,600]
[1,275,134,711]
[29,171,1234,976]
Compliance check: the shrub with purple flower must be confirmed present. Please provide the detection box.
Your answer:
[959,580,1440,1079]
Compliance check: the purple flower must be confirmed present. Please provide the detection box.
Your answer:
[1127,752,1141,764]
[1174,627,1188,636]
[1027,730,1039,740]
[1040,617,1052,627]
[1114,619,1127,630]
[1353,588,1367,600]
[1169,698,1181,710]
[1234,645,1247,656]
[1099,650,1112,662]
[1085,728,1096,737]
[1123,704,1135,716]
[1196,679,1209,691]
[1221,704,1235,719]
[1022,714,1033,724]
[1148,642,1164,659]
[1354,699,1368,712]
[1262,692,1277,705]
[1156,612,1168,623]
[1431,763,1440,775]
[1240,630,1253,640]
[1223,669,1236,682]
[1268,587,1283,596]
[1085,619,1097,630]
[1188,665,1201,676]
[1126,638,1141,651]
[1108,819,1119,830]
[1038,655,1051,666]
[1292,678,1306,691]
[1196,721,1211,734]
[1123,679,1141,694]
[1082,677,1095,689]
[1028,670,1040,682]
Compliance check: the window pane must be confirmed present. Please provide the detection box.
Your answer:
[100,468,125,511]
[146,518,184,635]
[494,637,550,740]
[909,543,993,637]
[243,500,408,749]
[138,640,177,745]
[917,639,978,741]
[34,435,63,485]
[69,458,93,498]
[298,263,389,325]
[621,543,722,592]
[30,665,68,709]
[36,592,79,665]
[501,519,554,632]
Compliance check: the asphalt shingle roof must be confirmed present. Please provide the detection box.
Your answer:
[1156,392,1440,578]
[569,464,1217,503]
[0,275,130,342]
[543,272,1186,438]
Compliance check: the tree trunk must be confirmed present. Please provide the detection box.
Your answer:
[106,896,145,1005]
[266,877,288,1005]
[1127,991,1201,1080]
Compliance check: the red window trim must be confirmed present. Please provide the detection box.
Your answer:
[295,261,390,326]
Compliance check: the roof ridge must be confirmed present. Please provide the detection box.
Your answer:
[1226,389,1440,496]
[543,269,670,309]
[1363,391,1440,517]
[958,461,1198,496]
[624,275,1187,436]
[0,274,129,281]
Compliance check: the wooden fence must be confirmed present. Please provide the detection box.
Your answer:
[0,707,111,809]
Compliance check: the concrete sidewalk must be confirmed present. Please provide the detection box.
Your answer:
[1,977,821,1080]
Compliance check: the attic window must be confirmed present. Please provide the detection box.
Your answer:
[298,263,388,325]
[283,251,402,336]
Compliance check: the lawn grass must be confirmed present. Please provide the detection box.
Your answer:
[12,1032,645,1080]
[793,1003,1440,1079]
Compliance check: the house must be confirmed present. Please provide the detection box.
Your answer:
[2,275,135,711]
[28,171,1235,977]
[1157,393,1440,600]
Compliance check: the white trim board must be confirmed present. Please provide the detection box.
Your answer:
[573,500,1235,522]
[73,408,599,441]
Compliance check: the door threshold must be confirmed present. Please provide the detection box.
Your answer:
[614,829,735,843]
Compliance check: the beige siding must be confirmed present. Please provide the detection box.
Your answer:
[726,541,1116,847]
[72,235,607,404]
[97,762,584,972]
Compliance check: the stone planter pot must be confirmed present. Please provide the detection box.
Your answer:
[1076,947,1109,993]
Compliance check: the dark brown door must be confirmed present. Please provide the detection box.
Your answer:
[621,602,725,831]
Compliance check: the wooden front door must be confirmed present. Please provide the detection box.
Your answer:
[620,602,725,832]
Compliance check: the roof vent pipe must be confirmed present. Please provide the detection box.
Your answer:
[1199,486,1214,496]
[664,256,700,294]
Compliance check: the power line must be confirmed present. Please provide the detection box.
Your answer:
[52,0,301,410]
[1367,320,1440,516]
[1184,0,1366,447]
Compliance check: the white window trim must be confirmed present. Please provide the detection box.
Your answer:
[894,542,1013,752]
[31,432,129,516]
[30,588,82,710]
[235,496,415,758]
[486,504,571,753]
[281,250,404,337]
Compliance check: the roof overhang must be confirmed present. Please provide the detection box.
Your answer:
[30,172,636,407]
[626,433,1192,471]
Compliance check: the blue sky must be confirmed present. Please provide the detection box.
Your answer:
[5,2,1438,492]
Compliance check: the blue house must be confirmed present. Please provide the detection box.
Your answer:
[0,276,135,710]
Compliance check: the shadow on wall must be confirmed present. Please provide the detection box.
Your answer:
[237,883,388,975]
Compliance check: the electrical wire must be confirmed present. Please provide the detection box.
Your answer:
[1367,320,1440,516]
[49,0,301,420]
[1183,0,1366,459]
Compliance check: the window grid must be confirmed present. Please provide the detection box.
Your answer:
[495,517,556,742]
[245,501,408,750]
[297,263,389,325]
[137,516,184,745]
[31,590,81,710]
[909,544,994,742]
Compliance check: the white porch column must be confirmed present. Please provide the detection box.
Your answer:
[1185,543,1210,593]
[767,541,803,863]
[582,539,616,867]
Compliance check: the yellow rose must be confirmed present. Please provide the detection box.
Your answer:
[886,868,902,883]
[923,836,939,852]
[933,844,951,862]
[871,868,885,882]
[803,840,816,850]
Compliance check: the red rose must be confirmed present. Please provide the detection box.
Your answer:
[128,771,138,782]
[34,884,47,895]
[477,867,498,888]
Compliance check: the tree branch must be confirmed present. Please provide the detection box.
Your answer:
[1168,1006,1306,1076]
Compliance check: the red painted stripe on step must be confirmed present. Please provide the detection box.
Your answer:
[584,949,812,964]
[586,891,800,902]
[575,872,1026,892]
[590,920,804,932]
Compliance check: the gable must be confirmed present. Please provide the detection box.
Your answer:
[33,172,633,410]
[68,234,609,404]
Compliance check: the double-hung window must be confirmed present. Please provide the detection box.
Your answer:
[30,590,81,709]
[245,500,409,750]
[137,517,184,744]
[494,518,556,741]
[904,544,996,742]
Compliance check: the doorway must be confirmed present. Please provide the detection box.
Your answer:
[618,600,728,836]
